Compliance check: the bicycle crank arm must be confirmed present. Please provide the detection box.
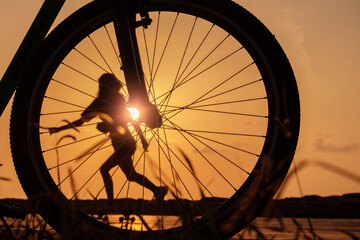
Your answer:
[110,0,162,128]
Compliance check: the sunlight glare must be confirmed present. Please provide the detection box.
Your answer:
[127,107,140,120]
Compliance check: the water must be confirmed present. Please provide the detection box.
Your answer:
[103,215,360,239]
[2,216,360,239]
[234,218,360,240]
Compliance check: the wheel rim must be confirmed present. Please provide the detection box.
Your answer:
[26,2,283,234]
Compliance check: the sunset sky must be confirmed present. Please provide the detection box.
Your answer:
[1,0,359,199]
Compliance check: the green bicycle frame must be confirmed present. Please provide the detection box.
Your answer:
[0,0,65,116]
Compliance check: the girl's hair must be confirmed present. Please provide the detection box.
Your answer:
[98,73,122,97]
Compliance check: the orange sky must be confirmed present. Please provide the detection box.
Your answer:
[1,0,359,199]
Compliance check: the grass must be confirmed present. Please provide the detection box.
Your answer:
[1,155,360,239]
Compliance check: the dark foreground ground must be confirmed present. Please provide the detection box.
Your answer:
[267,193,360,218]
[1,194,360,239]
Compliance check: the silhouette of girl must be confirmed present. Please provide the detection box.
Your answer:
[49,73,167,208]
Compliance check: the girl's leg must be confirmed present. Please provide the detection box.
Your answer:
[100,153,119,205]
[119,155,157,192]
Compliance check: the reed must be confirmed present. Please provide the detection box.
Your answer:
[1,154,360,239]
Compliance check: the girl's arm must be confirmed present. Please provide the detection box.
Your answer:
[49,117,87,135]
[132,121,148,151]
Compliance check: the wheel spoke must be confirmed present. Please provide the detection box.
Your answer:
[163,122,254,175]
[150,12,160,79]
[87,35,115,75]
[192,78,263,106]
[58,137,109,189]
[73,47,110,73]
[151,128,213,214]
[40,110,84,116]
[173,35,233,91]
[60,62,124,97]
[61,62,98,82]
[44,96,87,109]
[173,17,198,88]
[155,121,228,199]
[152,13,179,83]
[189,97,268,109]
[43,133,105,153]
[112,137,154,201]
[103,25,122,67]
[182,126,259,157]
[162,124,265,138]
[174,108,266,120]
[141,24,157,102]
[160,125,180,199]
[186,61,253,106]
[166,117,250,184]
[47,143,112,170]
[51,78,97,99]
[159,16,198,118]
[155,46,244,108]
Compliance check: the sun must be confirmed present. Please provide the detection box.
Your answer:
[127,107,140,120]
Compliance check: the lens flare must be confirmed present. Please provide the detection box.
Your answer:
[127,107,140,120]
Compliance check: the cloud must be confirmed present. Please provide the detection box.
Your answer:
[275,5,316,84]
[314,138,360,153]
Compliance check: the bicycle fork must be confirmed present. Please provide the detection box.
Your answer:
[110,0,162,129]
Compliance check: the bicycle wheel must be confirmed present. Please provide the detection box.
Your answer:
[10,0,300,238]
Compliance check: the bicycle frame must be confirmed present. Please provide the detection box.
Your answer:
[0,0,161,128]
[0,0,65,116]
[111,0,150,104]
[111,0,162,128]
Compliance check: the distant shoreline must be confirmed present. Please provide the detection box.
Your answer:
[1,193,359,219]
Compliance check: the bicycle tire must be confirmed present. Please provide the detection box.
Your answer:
[10,0,300,239]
